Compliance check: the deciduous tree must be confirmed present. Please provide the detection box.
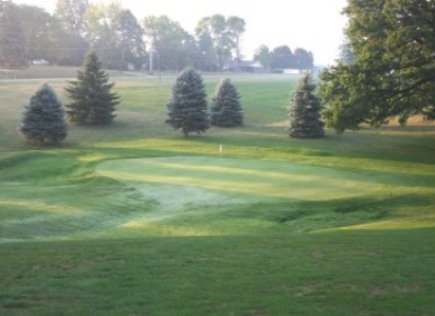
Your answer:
[112,9,146,70]
[254,45,271,70]
[55,0,88,36]
[197,31,217,71]
[270,46,295,70]
[227,16,246,70]
[320,0,435,132]
[144,15,190,71]
[85,4,145,70]
[293,48,314,70]
[0,1,27,69]
[196,15,234,71]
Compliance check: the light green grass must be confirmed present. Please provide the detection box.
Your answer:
[0,74,434,315]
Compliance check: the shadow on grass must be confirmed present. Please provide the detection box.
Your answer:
[1,193,432,241]
[185,193,432,228]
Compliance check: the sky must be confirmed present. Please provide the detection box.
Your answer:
[13,0,349,66]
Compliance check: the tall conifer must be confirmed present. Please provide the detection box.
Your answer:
[65,52,119,125]
[289,74,325,138]
[166,68,209,137]
[210,79,243,127]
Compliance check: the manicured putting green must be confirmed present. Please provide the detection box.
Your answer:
[96,156,384,207]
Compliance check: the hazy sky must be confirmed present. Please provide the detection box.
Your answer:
[14,0,349,65]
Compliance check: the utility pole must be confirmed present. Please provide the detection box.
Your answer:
[149,47,154,74]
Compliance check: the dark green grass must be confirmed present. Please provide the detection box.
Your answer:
[1,231,435,315]
[0,74,434,315]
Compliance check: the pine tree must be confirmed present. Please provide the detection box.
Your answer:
[166,68,209,137]
[289,74,325,138]
[65,52,119,125]
[210,79,243,127]
[20,84,67,146]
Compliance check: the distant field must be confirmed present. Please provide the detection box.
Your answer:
[1,72,434,315]
[0,65,143,80]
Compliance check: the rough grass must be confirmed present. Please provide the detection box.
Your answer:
[0,72,434,315]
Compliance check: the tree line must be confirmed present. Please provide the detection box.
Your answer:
[254,45,313,71]
[0,0,314,72]
[20,51,323,146]
[17,0,435,147]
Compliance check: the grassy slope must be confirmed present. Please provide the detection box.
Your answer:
[0,74,434,315]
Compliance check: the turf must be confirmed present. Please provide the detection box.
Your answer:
[0,73,434,315]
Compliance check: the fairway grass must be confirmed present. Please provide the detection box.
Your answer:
[1,74,435,315]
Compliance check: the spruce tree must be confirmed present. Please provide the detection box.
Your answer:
[20,84,67,146]
[65,52,119,125]
[289,74,325,138]
[210,79,243,127]
[166,68,209,137]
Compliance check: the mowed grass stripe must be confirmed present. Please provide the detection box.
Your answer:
[96,157,386,201]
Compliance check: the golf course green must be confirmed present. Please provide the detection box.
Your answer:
[1,74,434,315]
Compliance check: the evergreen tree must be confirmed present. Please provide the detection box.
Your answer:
[20,84,67,146]
[65,52,119,125]
[166,68,209,137]
[289,74,325,138]
[210,79,243,127]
